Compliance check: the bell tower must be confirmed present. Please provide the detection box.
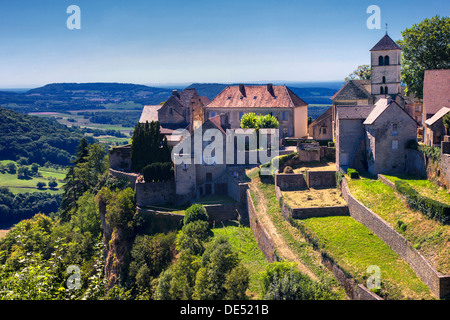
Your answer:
[370,33,402,100]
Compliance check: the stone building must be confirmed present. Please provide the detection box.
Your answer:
[336,99,417,175]
[308,106,333,141]
[205,83,308,139]
[424,107,450,146]
[423,69,450,121]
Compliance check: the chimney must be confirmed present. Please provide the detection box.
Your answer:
[239,84,246,97]
[172,90,180,98]
[267,83,274,96]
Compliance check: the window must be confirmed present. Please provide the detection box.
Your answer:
[282,127,288,137]
[169,108,173,115]
[239,112,244,120]
[385,86,388,94]
[384,55,390,65]
[378,56,384,66]
[382,76,386,84]
[392,139,399,150]
[282,111,287,121]
[392,123,398,135]
[210,112,215,118]
[322,128,327,135]
[380,86,384,94]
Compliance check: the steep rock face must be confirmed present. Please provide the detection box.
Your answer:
[97,193,134,291]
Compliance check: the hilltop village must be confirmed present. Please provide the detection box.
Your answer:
[106,33,450,300]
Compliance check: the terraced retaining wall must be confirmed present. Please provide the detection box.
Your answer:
[341,178,450,299]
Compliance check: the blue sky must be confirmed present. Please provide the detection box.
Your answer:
[0,0,448,88]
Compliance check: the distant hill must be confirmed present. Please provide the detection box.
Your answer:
[185,83,337,118]
[0,107,96,166]
[27,82,167,95]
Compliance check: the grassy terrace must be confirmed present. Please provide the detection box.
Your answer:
[248,168,435,299]
[382,174,450,205]
[246,168,348,300]
[347,174,450,275]
[302,216,433,299]
[212,221,268,299]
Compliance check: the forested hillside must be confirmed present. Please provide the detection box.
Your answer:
[0,107,95,166]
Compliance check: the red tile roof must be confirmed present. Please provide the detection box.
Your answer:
[423,69,450,115]
[207,84,307,109]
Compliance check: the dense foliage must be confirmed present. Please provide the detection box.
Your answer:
[397,15,450,99]
[0,107,96,166]
[0,188,61,224]
[260,262,336,300]
[142,162,173,182]
[130,121,172,173]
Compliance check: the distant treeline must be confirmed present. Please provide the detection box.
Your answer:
[0,107,96,166]
[78,110,141,129]
[0,187,61,224]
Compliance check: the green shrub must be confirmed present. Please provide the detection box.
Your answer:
[335,171,344,188]
[184,204,208,225]
[328,141,335,147]
[142,162,173,182]
[397,220,407,233]
[347,168,359,179]
[395,180,450,225]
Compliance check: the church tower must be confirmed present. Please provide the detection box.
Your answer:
[370,33,402,100]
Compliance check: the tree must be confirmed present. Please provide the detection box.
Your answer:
[31,163,39,176]
[36,182,46,189]
[183,204,208,225]
[6,162,16,174]
[17,166,30,179]
[48,179,58,189]
[256,114,279,129]
[344,65,371,81]
[240,112,258,129]
[397,15,450,99]
[443,112,450,135]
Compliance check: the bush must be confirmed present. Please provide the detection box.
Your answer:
[328,141,335,147]
[335,171,344,188]
[142,162,173,182]
[184,204,208,225]
[347,168,359,179]
[395,180,450,224]
[283,166,294,174]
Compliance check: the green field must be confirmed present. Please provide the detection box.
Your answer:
[302,216,433,300]
[212,221,268,299]
[0,161,66,194]
[347,175,450,275]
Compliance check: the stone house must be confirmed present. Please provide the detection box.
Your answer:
[308,106,333,141]
[205,83,308,139]
[336,99,417,175]
[424,107,450,146]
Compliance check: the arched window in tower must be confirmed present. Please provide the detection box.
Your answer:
[382,76,386,84]
[385,86,389,94]
[378,56,384,66]
[384,55,390,65]
[380,86,384,94]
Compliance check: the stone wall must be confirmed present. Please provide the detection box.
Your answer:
[109,169,138,189]
[341,178,450,299]
[306,170,336,188]
[246,190,278,263]
[204,203,240,223]
[291,206,349,219]
[275,172,306,191]
[135,181,175,207]
[405,149,426,177]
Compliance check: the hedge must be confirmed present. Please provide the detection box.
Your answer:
[395,180,450,225]
[143,162,174,182]
[347,168,359,179]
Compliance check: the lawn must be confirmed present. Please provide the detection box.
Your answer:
[195,194,238,205]
[0,161,66,195]
[347,175,450,275]
[303,216,434,300]
[212,220,269,299]
[282,188,346,208]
